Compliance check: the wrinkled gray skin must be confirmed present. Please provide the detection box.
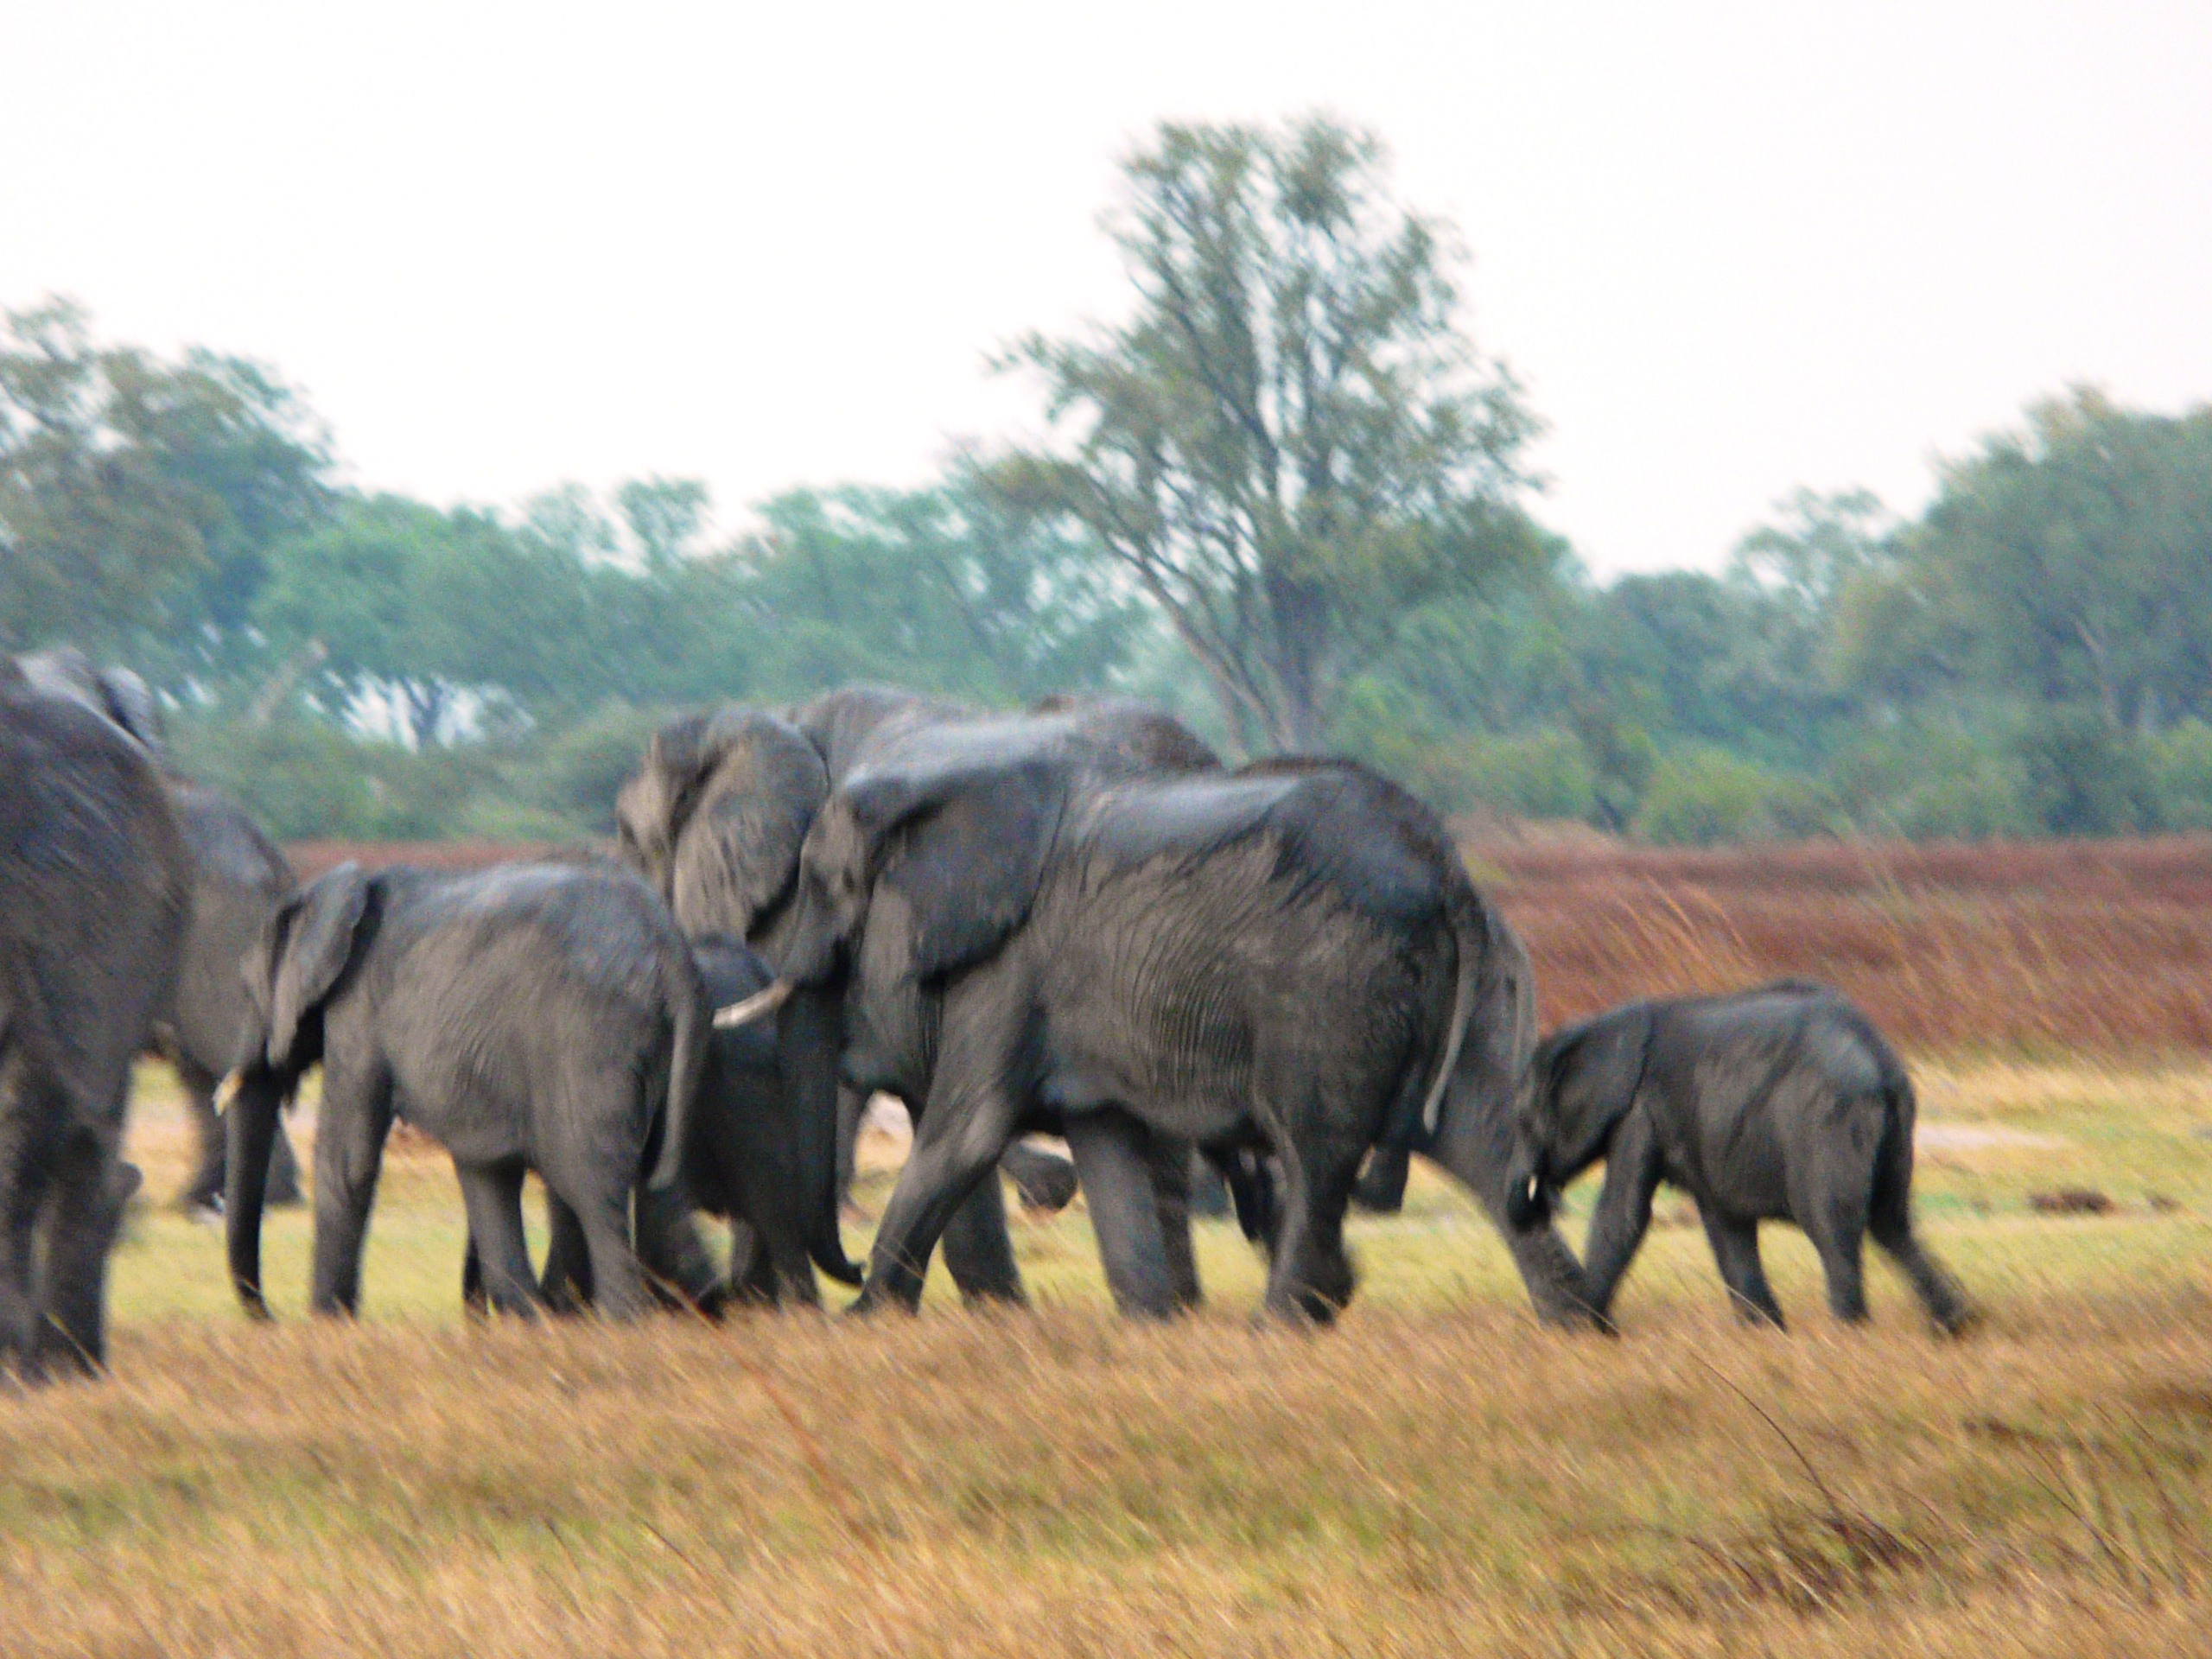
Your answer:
[766,748,1594,1324]
[531,933,861,1314]
[1504,982,1972,1334]
[614,687,1211,1313]
[225,861,706,1320]
[13,648,306,1210]
[0,673,189,1377]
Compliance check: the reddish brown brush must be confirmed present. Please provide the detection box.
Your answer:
[283,832,2212,1054]
[1477,833,2212,1053]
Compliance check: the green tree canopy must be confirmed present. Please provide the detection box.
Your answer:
[988,114,1543,750]
[1846,389,2212,728]
[1,298,332,661]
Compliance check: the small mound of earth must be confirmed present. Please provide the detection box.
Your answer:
[1917,1123,2067,1152]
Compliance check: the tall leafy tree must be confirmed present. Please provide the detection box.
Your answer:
[1853,390,2212,728]
[988,115,1541,749]
[740,479,1145,705]
[0,297,332,663]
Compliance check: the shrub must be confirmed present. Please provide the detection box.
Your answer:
[1822,721,2035,840]
[2145,719,2212,830]
[1632,747,1817,845]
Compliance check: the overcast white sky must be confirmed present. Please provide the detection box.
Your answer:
[3,1,2208,574]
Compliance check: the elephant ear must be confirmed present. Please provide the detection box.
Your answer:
[1545,1007,1653,1176]
[666,711,830,938]
[268,863,370,1067]
[852,756,1065,982]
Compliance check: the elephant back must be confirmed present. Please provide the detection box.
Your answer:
[785,684,974,785]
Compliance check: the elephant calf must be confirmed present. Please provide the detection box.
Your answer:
[1505,982,1971,1335]
[226,860,706,1320]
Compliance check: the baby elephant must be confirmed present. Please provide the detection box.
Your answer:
[225,860,705,1320]
[1504,982,1970,1334]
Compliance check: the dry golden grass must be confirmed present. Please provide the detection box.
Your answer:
[21,835,2204,1654]
[0,1056,2192,1657]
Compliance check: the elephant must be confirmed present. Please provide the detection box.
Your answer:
[12,647,307,1211]
[0,673,190,1376]
[1503,982,1972,1334]
[614,686,1217,1313]
[223,860,720,1320]
[730,746,1594,1325]
[531,932,863,1313]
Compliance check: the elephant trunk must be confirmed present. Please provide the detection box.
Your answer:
[782,988,865,1287]
[223,1065,285,1319]
[1425,911,1610,1333]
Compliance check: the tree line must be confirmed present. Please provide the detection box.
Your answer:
[6,116,2210,844]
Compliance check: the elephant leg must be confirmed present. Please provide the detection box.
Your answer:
[855,1013,1026,1316]
[634,1184,728,1317]
[1351,1143,1411,1214]
[454,1162,539,1317]
[1580,1113,1664,1320]
[1698,1204,1785,1329]
[308,1065,395,1318]
[1064,1110,1181,1319]
[461,1236,486,1319]
[0,1100,48,1372]
[724,1221,782,1307]
[1261,1136,1363,1325]
[264,1114,304,1208]
[1799,1185,1871,1327]
[1867,1196,1971,1336]
[1145,1129,1201,1311]
[1187,1150,1232,1219]
[177,1058,227,1213]
[1001,1141,1079,1212]
[938,1178,1026,1307]
[836,1084,868,1219]
[537,1194,594,1314]
[573,1185,648,1321]
[36,1137,135,1378]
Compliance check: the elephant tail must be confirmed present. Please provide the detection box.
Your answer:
[652,975,709,1192]
[1398,863,1488,1147]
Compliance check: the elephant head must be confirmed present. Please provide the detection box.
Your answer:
[1503,1005,1656,1230]
[615,709,829,943]
[733,748,1066,1014]
[239,861,372,1077]
[225,861,370,1318]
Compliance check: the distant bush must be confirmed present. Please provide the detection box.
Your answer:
[1823,721,2036,840]
[2012,702,2159,836]
[1632,747,1818,845]
[2145,719,2212,830]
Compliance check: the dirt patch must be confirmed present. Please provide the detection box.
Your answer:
[1916,1122,2068,1152]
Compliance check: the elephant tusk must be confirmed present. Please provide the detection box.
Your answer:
[215,1070,242,1113]
[714,980,793,1028]
[1525,1173,1541,1208]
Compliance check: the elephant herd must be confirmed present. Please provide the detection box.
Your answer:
[0,658,1971,1382]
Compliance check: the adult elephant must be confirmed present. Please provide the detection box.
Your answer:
[13,648,305,1211]
[729,747,1597,1325]
[0,671,190,1376]
[615,687,1220,1312]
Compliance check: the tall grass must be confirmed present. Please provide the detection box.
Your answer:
[1478,834,2212,1052]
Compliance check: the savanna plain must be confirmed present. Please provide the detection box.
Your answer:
[6,837,2211,1656]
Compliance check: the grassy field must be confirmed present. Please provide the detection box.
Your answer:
[3,834,2209,1655]
[0,1051,2196,1656]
